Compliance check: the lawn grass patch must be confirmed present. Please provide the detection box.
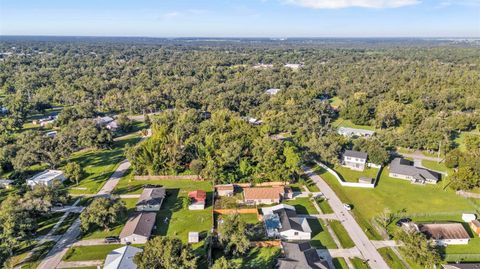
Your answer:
[20,240,56,269]
[283,197,318,215]
[421,160,452,175]
[238,247,281,269]
[329,220,355,248]
[63,244,126,261]
[315,197,334,214]
[332,165,379,183]
[378,248,406,269]
[239,213,260,224]
[332,117,375,131]
[350,258,370,269]
[35,212,64,236]
[309,218,337,249]
[333,258,349,269]
[53,213,80,235]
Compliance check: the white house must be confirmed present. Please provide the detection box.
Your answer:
[337,127,375,138]
[265,88,281,95]
[418,223,470,246]
[462,213,477,222]
[342,150,368,171]
[119,212,156,244]
[261,204,311,241]
[104,245,142,269]
[26,170,66,188]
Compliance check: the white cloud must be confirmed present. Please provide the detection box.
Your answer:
[161,12,180,20]
[438,0,480,7]
[284,0,421,9]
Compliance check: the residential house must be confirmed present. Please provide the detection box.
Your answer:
[342,150,368,171]
[188,232,199,243]
[95,116,114,126]
[188,190,206,210]
[243,186,291,205]
[261,204,311,240]
[265,88,281,95]
[136,187,166,211]
[26,170,66,188]
[106,120,119,131]
[0,179,13,189]
[45,131,57,138]
[277,242,328,269]
[462,213,476,222]
[104,245,142,269]
[418,223,470,246]
[119,212,156,244]
[470,220,480,237]
[389,158,441,184]
[442,263,480,269]
[215,184,234,197]
[337,127,375,138]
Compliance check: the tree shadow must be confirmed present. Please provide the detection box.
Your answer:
[153,188,180,236]
[308,218,328,249]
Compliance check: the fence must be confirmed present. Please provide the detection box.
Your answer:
[314,160,376,189]
[227,181,288,188]
[250,241,281,247]
[214,208,259,215]
[134,175,201,180]
[457,190,480,199]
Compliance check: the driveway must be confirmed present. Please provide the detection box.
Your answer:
[304,165,390,269]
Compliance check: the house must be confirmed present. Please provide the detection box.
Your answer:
[277,242,328,269]
[33,116,55,126]
[470,220,480,236]
[188,232,199,243]
[342,150,368,171]
[389,158,441,184]
[253,63,273,69]
[106,120,119,131]
[45,131,57,138]
[284,63,303,69]
[337,127,375,138]
[418,223,470,246]
[246,117,262,125]
[261,204,311,240]
[265,88,281,95]
[188,190,207,210]
[215,184,234,197]
[0,179,13,189]
[26,170,66,188]
[243,186,290,205]
[104,245,142,269]
[95,116,114,126]
[119,212,156,244]
[443,263,480,269]
[136,187,166,211]
[463,213,477,222]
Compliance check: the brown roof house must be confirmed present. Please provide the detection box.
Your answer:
[470,220,480,237]
[136,187,166,211]
[418,223,470,246]
[119,212,156,244]
[243,186,292,205]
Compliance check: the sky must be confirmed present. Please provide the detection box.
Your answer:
[0,0,479,37]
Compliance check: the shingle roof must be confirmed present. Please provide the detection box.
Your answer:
[104,245,142,269]
[243,186,284,201]
[443,263,480,269]
[344,150,368,160]
[119,212,156,239]
[136,188,166,206]
[419,223,470,240]
[188,190,207,202]
[274,208,311,234]
[278,242,328,269]
[390,158,440,182]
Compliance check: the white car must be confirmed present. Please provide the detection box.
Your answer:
[343,203,352,211]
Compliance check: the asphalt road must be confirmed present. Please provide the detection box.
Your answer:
[303,166,390,269]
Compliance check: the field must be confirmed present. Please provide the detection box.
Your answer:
[316,166,478,239]
[230,247,281,269]
[421,160,451,174]
[63,244,126,262]
[284,197,318,215]
[66,134,141,195]
[332,164,379,183]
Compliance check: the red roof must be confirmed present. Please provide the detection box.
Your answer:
[188,190,207,202]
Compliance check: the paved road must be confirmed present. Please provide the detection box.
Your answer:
[318,248,362,258]
[396,151,442,162]
[57,260,103,268]
[304,166,390,269]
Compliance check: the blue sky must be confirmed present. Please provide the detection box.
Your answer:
[0,0,479,37]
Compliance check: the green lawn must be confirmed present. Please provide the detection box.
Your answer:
[333,165,379,183]
[333,258,349,269]
[284,197,318,215]
[18,240,56,269]
[329,97,344,109]
[329,220,355,248]
[309,218,337,249]
[316,166,478,240]
[332,117,375,131]
[66,134,141,195]
[53,213,79,235]
[378,248,406,269]
[350,258,371,269]
[63,244,127,261]
[239,213,261,224]
[36,212,64,236]
[232,247,281,269]
[421,160,452,175]
[315,197,334,214]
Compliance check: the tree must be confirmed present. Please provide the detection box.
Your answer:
[189,159,204,176]
[80,197,127,232]
[212,257,240,269]
[450,167,480,190]
[394,229,441,268]
[116,114,133,132]
[218,214,250,256]
[64,162,83,185]
[24,181,70,212]
[134,236,198,269]
[181,196,190,210]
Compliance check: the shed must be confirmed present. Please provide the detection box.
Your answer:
[188,232,199,243]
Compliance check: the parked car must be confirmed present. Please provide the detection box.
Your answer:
[343,203,352,211]
[395,218,412,227]
[54,203,64,207]
[104,236,120,243]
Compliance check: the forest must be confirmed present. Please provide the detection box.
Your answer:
[0,38,479,185]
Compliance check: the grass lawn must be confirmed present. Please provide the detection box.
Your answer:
[332,117,375,131]
[350,258,371,269]
[333,165,379,183]
[329,97,344,109]
[421,160,452,175]
[309,218,337,249]
[63,244,127,261]
[239,213,261,224]
[36,212,64,236]
[445,237,480,255]
[53,213,79,235]
[18,240,56,269]
[66,134,141,195]
[284,197,318,215]
[378,248,406,269]
[333,258,349,269]
[315,197,334,214]
[231,247,281,269]
[328,220,355,248]
[316,166,478,240]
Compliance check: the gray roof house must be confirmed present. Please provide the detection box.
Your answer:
[262,204,311,240]
[342,150,368,171]
[442,263,480,269]
[104,245,142,269]
[277,242,328,269]
[136,187,166,211]
[389,158,441,184]
[119,212,156,244]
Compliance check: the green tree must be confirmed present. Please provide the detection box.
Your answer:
[64,162,83,186]
[212,257,240,269]
[394,229,441,269]
[134,236,198,269]
[80,197,127,232]
[218,214,250,256]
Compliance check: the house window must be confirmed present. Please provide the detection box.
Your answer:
[294,232,299,235]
